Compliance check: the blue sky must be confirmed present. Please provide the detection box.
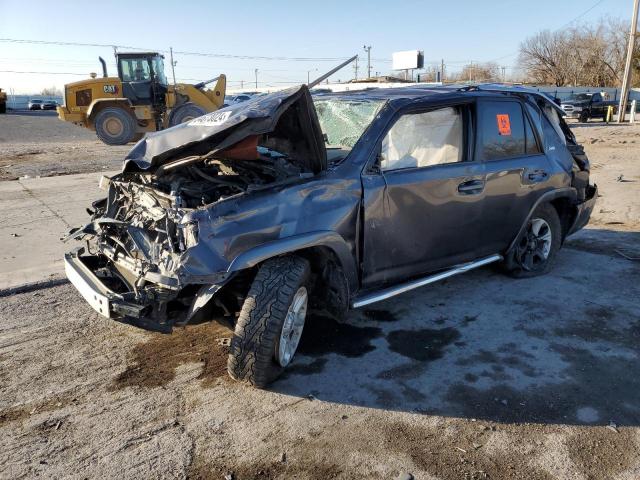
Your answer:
[0,0,633,93]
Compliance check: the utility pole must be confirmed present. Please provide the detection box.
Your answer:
[363,45,372,79]
[169,47,177,86]
[617,0,640,123]
[469,61,473,82]
[307,68,317,84]
[441,59,445,83]
[254,68,258,90]
[501,66,506,83]
[353,56,359,81]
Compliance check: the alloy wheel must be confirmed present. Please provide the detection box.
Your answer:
[516,217,552,271]
[276,286,308,367]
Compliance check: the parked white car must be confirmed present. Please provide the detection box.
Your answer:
[28,99,44,110]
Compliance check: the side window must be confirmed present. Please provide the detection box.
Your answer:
[380,106,464,171]
[120,61,133,82]
[120,59,150,82]
[478,101,526,160]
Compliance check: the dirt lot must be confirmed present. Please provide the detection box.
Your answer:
[0,111,129,180]
[0,114,639,479]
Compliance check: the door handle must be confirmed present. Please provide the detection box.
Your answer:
[457,179,485,195]
[527,170,548,182]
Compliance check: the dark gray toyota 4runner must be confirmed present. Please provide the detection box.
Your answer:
[64,84,597,386]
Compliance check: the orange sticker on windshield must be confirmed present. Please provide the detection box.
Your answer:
[496,114,511,136]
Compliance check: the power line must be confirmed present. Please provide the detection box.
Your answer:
[0,38,349,62]
[0,70,87,75]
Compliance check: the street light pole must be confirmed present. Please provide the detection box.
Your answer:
[618,0,640,123]
[363,45,372,79]
[254,68,258,90]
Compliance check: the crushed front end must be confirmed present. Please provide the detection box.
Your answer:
[64,173,216,330]
[64,85,328,331]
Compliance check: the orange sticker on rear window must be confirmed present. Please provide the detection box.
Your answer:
[496,114,511,136]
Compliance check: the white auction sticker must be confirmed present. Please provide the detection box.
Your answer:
[189,110,232,126]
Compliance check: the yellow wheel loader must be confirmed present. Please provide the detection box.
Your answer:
[57,52,226,145]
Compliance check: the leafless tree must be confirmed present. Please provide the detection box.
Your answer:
[518,17,640,87]
[456,62,501,82]
[518,30,569,86]
[41,86,62,96]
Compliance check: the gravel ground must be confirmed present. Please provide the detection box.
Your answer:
[0,116,639,479]
[0,111,129,180]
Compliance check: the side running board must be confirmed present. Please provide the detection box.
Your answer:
[351,254,503,309]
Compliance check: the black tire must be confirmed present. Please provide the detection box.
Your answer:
[503,203,562,278]
[168,103,206,126]
[94,107,137,145]
[228,256,311,387]
[579,110,589,123]
[0,103,6,114]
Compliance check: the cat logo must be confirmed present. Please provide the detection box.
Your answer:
[103,85,118,94]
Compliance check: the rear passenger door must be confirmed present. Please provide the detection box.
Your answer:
[476,98,552,253]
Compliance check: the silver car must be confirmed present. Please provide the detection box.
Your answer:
[28,99,44,110]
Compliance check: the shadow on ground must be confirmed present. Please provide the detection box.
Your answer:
[271,229,640,427]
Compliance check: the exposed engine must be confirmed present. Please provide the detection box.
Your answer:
[72,146,311,319]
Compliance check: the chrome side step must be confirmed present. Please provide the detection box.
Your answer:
[351,254,503,309]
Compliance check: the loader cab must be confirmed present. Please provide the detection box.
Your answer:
[116,52,168,107]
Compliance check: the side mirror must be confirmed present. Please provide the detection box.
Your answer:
[368,153,383,174]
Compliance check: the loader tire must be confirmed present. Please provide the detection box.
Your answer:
[228,256,311,388]
[168,103,206,126]
[94,107,136,145]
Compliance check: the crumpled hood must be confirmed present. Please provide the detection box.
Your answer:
[123,85,327,174]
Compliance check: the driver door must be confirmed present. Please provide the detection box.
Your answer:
[118,57,153,105]
[361,102,488,288]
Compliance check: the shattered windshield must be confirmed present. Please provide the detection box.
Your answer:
[313,98,385,149]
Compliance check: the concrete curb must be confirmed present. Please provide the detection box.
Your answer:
[0,276,69,297]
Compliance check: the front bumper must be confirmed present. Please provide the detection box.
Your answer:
[561,106,582,118]
[64,247,150,319]
[56,106,85,124]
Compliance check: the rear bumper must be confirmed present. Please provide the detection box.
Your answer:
[64,247,150,319]
[568,184,598,236]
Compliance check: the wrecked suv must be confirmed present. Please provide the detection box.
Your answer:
[64,84,597,386]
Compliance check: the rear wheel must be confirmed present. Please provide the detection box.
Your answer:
[503,203,562,278]
[168,103,206,126]
[228,256,311,387]
[94,107,137,145]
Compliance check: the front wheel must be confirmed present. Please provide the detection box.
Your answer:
[503,203,562,278]
[579,110,589,123]
[228,256,311,387]
[94,107,137,145]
